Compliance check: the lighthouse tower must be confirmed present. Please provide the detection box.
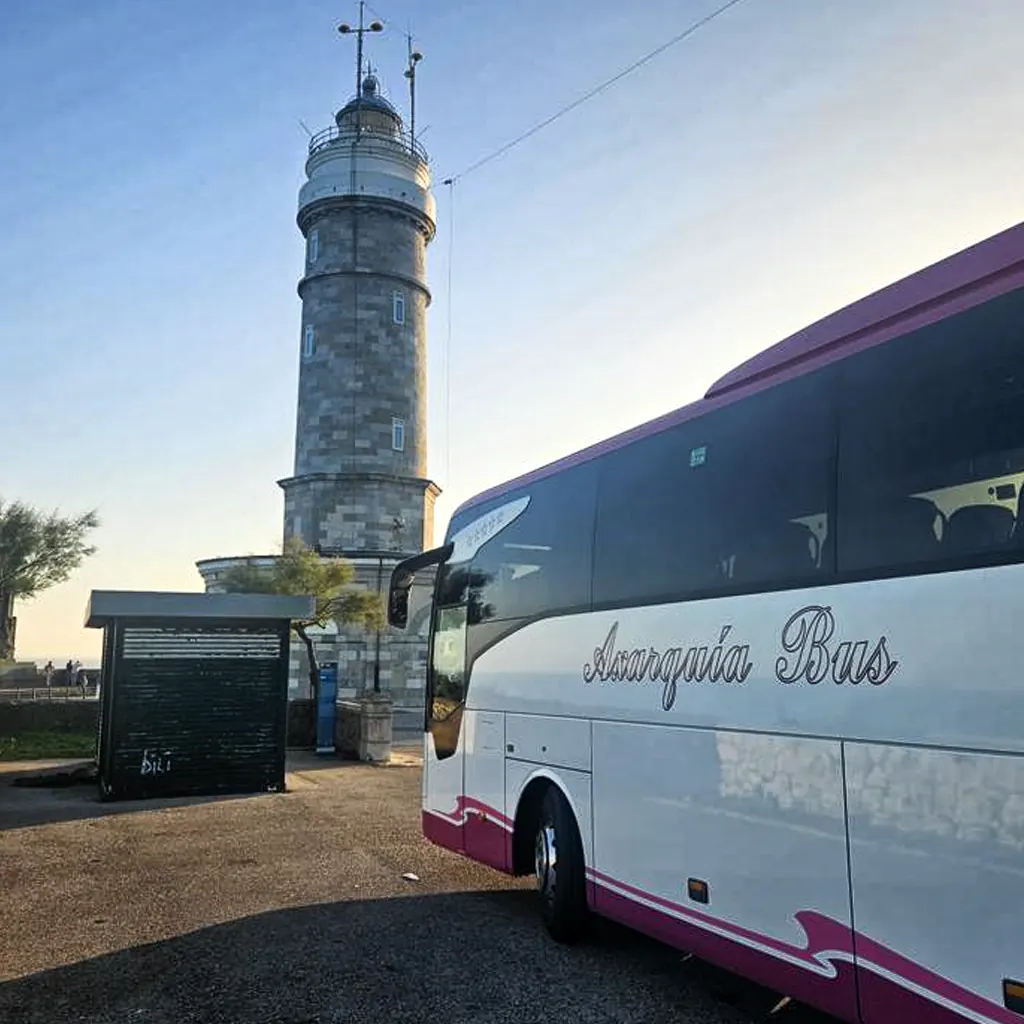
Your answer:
[281,70,439,557]
[197,41,441,707]
[275,59,440,702]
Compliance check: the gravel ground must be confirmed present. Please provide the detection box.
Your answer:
[0,752,837,1024]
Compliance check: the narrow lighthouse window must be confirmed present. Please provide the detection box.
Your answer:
[392,291,405,325]
[309,229,319,264]
[392,417,406,452]
[303,324,316,359]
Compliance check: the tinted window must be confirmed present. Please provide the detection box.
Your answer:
[838,287,1024,573]
[431,604,466,707]
[427,559,468,759]
[593,370,835,607]
[468,461,598,623]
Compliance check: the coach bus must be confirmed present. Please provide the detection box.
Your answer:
[388,220,1024,1024]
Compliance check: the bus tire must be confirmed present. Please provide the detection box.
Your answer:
[535,786,588,943]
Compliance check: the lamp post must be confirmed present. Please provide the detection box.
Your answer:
[372,553,383,694]
[370,517,407,695]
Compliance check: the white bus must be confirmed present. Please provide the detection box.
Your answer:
[388,220,1024,1024]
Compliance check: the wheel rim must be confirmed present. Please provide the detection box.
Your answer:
[535,821,558,903]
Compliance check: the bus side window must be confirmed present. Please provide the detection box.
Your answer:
[837,285,1024,574]
[468,464,597,624]
[592,369,835,607]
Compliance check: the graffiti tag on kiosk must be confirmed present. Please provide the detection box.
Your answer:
[140,749,173,776]
[582,604,898,710]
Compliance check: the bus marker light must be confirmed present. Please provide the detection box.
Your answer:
[1004,979,1024,1014]
[687,878,709,904]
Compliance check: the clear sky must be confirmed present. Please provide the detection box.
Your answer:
[3,0,1023,665]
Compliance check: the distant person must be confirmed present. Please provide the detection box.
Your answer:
[43,661,54,689]
[78,671,88,696]
[65,659,74,688]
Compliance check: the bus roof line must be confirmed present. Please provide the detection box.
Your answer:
[705,219,1024,399]
[454,219,1024,520]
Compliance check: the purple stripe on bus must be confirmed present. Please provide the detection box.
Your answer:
[592,882,859,1022]
[425,798,1019,1024]
[423,805,513,872]
[587,865,846,964]
[589,869,1020,1024]
[454,219,1024,519]
[593,881,1015,1024]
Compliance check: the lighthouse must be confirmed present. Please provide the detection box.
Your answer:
[198,25,440,706]
[281,67,439,558]
[280,65,440,561]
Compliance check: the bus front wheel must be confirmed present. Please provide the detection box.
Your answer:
[534,786,587,943]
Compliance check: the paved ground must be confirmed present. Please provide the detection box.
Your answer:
[0,749,837,1024]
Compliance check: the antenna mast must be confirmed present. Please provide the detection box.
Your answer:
[338,2,383,137]
[404,33,423,155]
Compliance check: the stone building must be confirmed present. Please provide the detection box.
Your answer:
[197,68,440,708]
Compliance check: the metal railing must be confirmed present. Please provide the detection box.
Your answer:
[1,687,98,702]
[308,123,429,164]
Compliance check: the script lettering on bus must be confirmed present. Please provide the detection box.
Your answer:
[581,604,899,709]
[582,622,754,712]
[775,604,898,686]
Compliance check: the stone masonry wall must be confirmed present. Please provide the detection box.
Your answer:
[302,199,428,292]
[282,474,438,559]
[291,207,429,481]
[0,699,99,736]
[281,200,439,566]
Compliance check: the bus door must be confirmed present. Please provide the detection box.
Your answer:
[423,562,469,842]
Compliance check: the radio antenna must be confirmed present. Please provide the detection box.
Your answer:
[338,2,384,136]
[404,30,423,154]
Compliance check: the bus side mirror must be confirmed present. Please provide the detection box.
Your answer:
[388,576,412,629]
[387,542,454,629]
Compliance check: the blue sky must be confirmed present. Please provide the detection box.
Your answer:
[4,0,1023,664]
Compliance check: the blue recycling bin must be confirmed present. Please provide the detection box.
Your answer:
[316,663,338,755]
